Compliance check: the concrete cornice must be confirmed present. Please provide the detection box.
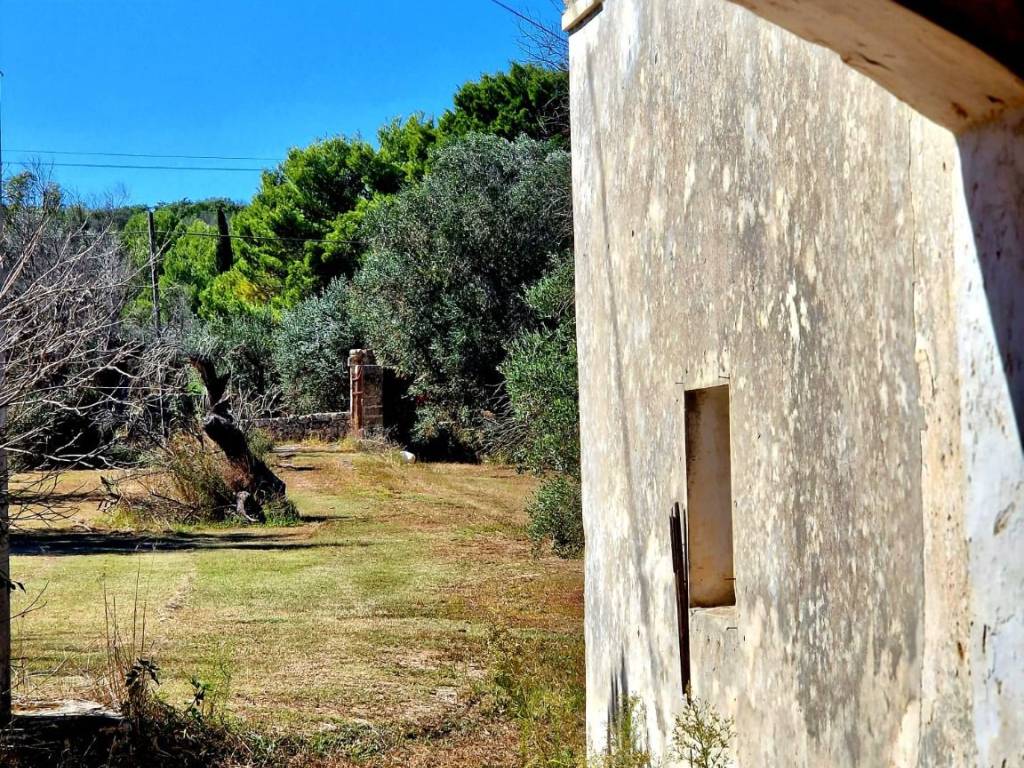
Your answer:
[563,0,603,33]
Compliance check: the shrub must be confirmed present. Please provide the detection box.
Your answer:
[351,133,572,453]
[107,432,297,527]
[498,253,579,476]
[594,697,654,768]
[272,279,358,414]
[495,252,583,558]
[527,475,584,558]
[670,699,735,768]
[159,433,235,521]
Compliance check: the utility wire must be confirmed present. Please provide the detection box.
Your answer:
[9,148,282,163]
[18,161,267,172]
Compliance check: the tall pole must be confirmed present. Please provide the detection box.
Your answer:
[147,211,167,438]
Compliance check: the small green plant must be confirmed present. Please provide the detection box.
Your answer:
[244,427,275,462]
[486,628,586,767]
[527,474,584,557]
[262,496,301,526]
[592,696,655,768]
[186,676,214,724]
[670,698,735,768]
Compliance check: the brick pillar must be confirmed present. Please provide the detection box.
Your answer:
[348,349,384,438]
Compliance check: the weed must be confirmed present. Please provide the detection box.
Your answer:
[105,430,298,526]
[486,628,586,767]
[246,427,275,463]
[591,696,655,768]
[670,698,735,768]
[262,495,302,526]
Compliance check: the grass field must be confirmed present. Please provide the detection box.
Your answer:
[9,444,585,766]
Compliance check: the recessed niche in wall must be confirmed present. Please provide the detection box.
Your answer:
[684,384,735,608]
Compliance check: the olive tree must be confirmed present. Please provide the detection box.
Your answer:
[0,172,163,722]
[351,134,572,452]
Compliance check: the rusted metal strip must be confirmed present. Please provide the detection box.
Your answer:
[670,501,691,700]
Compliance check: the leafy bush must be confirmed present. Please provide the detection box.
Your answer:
[351,133,572,452]
[272,279,358,414]
[113,433,236,525]
[188,309,280,406]
[527,475,584,557]
[499,252,579,475]
[498,252,583,557]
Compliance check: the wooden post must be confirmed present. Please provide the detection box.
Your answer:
[670,501,691,701]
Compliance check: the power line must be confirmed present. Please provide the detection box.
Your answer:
[9,148,282,163]
[18,161,267,172]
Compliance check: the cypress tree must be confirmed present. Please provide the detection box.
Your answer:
[215,207,234,273]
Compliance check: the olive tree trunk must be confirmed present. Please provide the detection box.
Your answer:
[189,357,285,522]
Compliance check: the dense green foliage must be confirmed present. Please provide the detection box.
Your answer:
[105,63,582,555]
[377,114,440,183]
[440,63,569,147]
[202,138,403,317]
[501,252,578,476]
[131,65,570,323]
[351,134,572,449]
[273,279,357,414]
[499,252,583,554]
[120,199,241,323]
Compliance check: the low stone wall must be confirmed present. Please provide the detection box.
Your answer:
[252,412,350,443]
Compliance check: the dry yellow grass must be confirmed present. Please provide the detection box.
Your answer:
[8,444,584,765]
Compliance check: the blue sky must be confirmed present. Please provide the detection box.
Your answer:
[0,0,560,206]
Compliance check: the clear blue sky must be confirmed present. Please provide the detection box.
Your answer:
[0,0,560,206]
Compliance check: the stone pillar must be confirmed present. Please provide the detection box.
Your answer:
[348,349,384,438]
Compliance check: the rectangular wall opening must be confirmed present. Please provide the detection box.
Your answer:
[684,385,735,608]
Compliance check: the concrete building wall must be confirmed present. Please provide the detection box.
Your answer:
[568,0,1023,765]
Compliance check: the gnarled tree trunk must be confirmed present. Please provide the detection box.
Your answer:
[189,356,286,523]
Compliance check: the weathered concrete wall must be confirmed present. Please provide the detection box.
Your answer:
[569,1,1023,765]
[953,109,1024,767]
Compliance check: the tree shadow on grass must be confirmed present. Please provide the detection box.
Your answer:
[10,529,343,557]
